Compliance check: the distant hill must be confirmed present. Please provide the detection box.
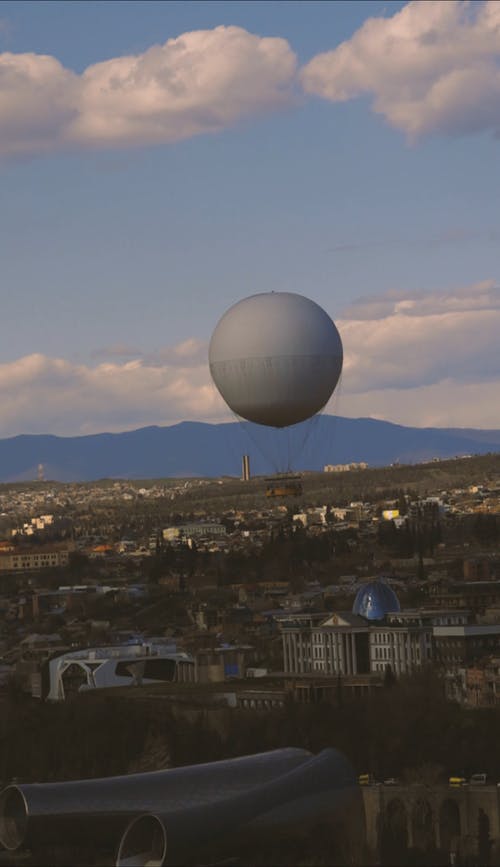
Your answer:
[0,416,499,483]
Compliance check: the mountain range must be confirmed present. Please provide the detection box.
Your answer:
[1,416,499,483]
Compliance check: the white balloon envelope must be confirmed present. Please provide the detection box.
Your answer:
[209,292,343,428]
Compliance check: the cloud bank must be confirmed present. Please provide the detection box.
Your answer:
[339,280,500,392]
[0,345,222,437]
[0,282,499,437]
[301,0,500,139]
[0,26,297,157]
[336,280,500,426]
[3,3,500,157]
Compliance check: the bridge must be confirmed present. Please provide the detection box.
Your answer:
[362,784,500,864]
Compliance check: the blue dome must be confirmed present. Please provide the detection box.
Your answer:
[352,580,400,621]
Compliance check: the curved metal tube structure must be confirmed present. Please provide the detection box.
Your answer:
[116,748,359,866]
[117,815,167,867]
[0,748,310,852]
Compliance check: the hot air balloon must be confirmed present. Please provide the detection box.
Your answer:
[209,292,343,495]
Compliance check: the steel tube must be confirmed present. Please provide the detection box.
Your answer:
[0,748,311,852]
[116,748,359,866]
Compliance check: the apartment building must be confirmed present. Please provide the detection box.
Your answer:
[0,547,70,572]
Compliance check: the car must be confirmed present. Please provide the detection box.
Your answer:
[383,778,399,786]
[358,774,379,786]
[470,773,488,785]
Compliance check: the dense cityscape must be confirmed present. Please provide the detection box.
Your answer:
[0,452,499,863]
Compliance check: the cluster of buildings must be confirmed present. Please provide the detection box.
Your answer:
[280,579,500,683]
[324,462,368,472]
[0,468,498,709]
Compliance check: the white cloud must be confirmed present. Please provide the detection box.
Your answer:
[3,6,500,155]
[0,26,296,158]
[336,379,500,430]
[72,27,297,149]
[337,280,500,394]
[0,53,78,157]
[301,0,500,139]
[147,338,208,367]
[0,344,228,437]
[323,280,500,426]
[341,279,500,321]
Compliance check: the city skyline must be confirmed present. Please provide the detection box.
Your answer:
[1,0,499,435]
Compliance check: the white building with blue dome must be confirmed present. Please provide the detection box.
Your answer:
[279,579,455,678]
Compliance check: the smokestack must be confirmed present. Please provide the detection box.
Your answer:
[241,454,250,481]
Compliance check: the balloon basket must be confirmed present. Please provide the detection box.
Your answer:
[264,474,302,498]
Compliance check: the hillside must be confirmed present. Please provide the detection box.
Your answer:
[0,416,498,482]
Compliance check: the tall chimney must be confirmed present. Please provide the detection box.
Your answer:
[242,455,250,481]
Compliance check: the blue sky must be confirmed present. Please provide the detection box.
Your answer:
[0,1,499,435]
